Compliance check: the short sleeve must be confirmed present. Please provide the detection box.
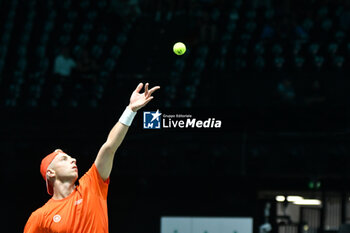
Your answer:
[24,211,43,233]
[78,164,110,199]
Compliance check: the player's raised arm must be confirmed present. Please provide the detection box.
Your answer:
[94,83,160,180]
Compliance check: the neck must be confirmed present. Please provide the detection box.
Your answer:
[52,180,75,200]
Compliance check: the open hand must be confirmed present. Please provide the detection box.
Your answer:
[128,83,160,112]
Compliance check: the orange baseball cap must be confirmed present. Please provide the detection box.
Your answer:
[40,149,63,195]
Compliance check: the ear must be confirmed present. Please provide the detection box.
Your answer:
[46,168,56,179]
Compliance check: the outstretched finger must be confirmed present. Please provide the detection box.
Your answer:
[148,86,160,96]
[135,83,143,93]
[144,96,154,105]
[144,83,149,96]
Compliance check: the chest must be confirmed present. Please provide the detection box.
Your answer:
[43,195,89,232]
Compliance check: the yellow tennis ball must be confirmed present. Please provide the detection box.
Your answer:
[173,42,186,55]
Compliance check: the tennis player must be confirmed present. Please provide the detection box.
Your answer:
[24,83,160,233]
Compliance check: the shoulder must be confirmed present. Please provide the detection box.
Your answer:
[25,207,44,229]
[29,206,45,219]
[31,199,55,218]
[77,164,109,197]
[80,163,100,178]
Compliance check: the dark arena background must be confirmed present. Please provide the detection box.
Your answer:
[3,0,350,232]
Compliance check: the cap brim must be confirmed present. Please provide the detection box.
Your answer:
[46,178,53,195]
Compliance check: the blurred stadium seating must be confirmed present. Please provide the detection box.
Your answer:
[1,0,350,192]
[0,0,348,109]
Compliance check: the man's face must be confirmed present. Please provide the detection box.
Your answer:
[48,152,78,182]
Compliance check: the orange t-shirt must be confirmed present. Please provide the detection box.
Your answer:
[24,164,110,233]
